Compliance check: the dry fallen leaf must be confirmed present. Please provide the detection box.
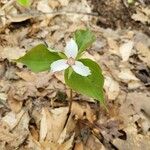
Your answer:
[0,93,7,101]
[58,133,75,150]
[0,46,26,60]
[127,92,150,114]
[9,111,30,148]
[2,109,25,130]
[16,71,52,88]
[119,91,150,134]
[0,0,150,149]
[118,68,139,82]
[62,0,91,22]
[71,102,95,123]
[104,76,120,100]
[26,135,42,150]
[48,0,60,9]
[0,109,30,148]
[40,107,69,142]
[132,12,149,24]
[40,107,48,141]
[135,42,150,67]
[132,7,150,24]
[113,124,150,150]
[119,41,134,62]
[7,14,33,23]
[127,92,150,132]
[0,124,17,143]
[57,0,69,6]
[38,106,76,150]
[107,38,119,54]
[7,81,38,102]
[37,0,53,13]
[85,135,106,150]
[74,142,84,150]
[7,91,23,113]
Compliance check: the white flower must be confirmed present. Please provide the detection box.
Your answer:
[50,39,91,76]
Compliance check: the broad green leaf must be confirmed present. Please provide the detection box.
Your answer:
[74,29,96,55]
[17,0,30,7]
[17,44,61,72]
[65,59,104,103]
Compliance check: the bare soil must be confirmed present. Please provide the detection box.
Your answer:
[91,0,150,35]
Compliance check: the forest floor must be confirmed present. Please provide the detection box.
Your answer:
[0,0,150,150]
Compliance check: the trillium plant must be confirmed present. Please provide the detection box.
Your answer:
[51,39,91,77]
[17,29,105,111]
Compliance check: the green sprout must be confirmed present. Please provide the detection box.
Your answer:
[16,0,30,7]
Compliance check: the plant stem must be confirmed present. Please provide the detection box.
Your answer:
[63,89,73,128]
[68,89,73,114]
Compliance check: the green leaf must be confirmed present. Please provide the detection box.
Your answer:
[58,52,67,59]
[65,59,104,103]
[17,44,61,72]
[17,0,30,7]
[74,29,96,55]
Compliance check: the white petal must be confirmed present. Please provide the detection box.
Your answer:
[65,39,78,58]
[72,61,91,77]
[50,59,69,72]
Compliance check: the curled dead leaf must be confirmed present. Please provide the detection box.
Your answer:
[104,76,120,100]
[119,41,134,62]
[113,124,150,150]
[71,102,95,123]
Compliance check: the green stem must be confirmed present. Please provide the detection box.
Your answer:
[68,89,73,114]
[63,89,73,128]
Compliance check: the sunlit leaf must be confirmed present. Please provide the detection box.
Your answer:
[65,59,104,103]
[17,44,61,72]
[74,29,96,56]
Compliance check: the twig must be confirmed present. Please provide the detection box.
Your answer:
[29,10,99,17]
[0,10,99,20]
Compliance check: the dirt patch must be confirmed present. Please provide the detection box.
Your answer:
[91,0,150,35]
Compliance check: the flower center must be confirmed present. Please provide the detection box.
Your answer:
[67,57,75,66]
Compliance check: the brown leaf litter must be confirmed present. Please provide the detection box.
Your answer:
[0,0,150,149]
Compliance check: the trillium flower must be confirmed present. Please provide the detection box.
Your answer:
[50,39,91,76]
